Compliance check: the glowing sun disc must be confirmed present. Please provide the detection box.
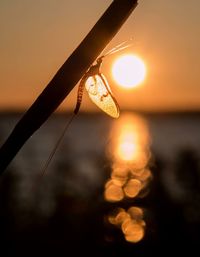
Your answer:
[112,54,146,89]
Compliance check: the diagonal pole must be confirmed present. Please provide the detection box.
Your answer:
[0,0,138,173]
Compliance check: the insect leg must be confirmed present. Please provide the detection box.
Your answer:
[102,39,133,58]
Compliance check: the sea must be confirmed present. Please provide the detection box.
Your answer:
[0,111,200,257]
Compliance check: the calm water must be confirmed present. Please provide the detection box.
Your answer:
[0,111,200,256]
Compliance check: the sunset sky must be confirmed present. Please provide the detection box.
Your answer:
[0,0,200,112]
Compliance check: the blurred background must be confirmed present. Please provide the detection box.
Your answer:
[0,1,200,256]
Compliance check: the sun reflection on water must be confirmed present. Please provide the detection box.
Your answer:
[104,113,152,243]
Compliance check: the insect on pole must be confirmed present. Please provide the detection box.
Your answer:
[0,0,139,174]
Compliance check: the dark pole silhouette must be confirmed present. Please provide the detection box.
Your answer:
[0,0,138,173]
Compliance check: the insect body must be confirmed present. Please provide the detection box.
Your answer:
[40,58,119,178]
[74,57,120,118]
[39,41,132,178]
[74,39,134,118]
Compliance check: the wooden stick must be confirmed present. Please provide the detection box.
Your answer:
[0,0,138,173]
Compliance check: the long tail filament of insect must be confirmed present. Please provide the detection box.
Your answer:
[40,113,76,178]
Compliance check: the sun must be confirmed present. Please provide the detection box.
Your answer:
[112,54,146,89]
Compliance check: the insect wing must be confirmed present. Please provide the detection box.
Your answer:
[85,74,119,118]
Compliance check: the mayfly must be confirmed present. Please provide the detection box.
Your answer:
[74,56,120,118]
[39,41,132,178]
[74,40,132,118]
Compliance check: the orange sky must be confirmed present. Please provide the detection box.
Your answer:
[0,0,200,112]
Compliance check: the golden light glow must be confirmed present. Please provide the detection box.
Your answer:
[128,207,144,221]
[104,114,151,202]
[116,133,137,161]
[104,180,124,202]
[123,179,142,198]
[115,209,130,225]
[104,113,152,243]
[112,114,150,165]
[124,224,145,243]
[107,207,146,243]
[112,54,146,89]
